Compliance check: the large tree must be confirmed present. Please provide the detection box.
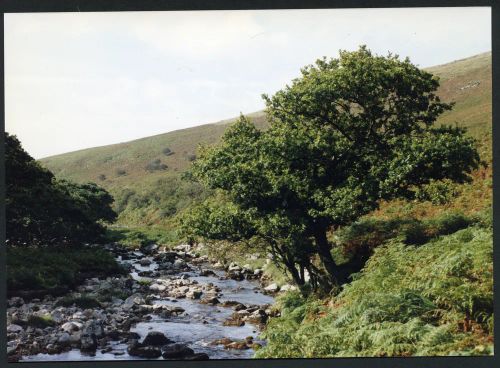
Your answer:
[183,46,480,290]
[5,133,117,245]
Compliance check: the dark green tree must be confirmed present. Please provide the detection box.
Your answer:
[5,132,117,245]
[183,46,480,290]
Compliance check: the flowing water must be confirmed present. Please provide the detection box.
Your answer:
[21,250,275,361]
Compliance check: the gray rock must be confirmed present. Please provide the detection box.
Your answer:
[7,324,23,333]
[80,333,97,352]
[61,321,84,333]
[142,331,172,346]
[58,332,71,346]
[264,283,279,292]
[161,343,195,359]
[83,320,104,339]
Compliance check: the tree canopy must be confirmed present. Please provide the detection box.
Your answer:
[181,46,481,292]
[5,132,117,246]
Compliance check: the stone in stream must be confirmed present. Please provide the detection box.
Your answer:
[161,343,195,359]
[83,320,105,339]
[142,331,173,346]
[61,321,83,333]
[80,333,97,352]
[139,259,152,266]
[264,283,280,293]
[127,339,162,358]
[186,290,202,299]
[183,353,210,360]
[200,296,220,305]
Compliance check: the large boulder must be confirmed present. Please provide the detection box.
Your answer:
[161,343,195,359]
[142,331,172,346]
[61,321,83,333]
[6,324,23,333]
[127,339,162,358]
[264,283,280,293]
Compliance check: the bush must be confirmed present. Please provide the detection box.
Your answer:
[7,246,125,293]
[55,295,101,308]
[258,227,493,358]
[163,147,174,156]
[414,179,459,205]
[145,159,168,172]
[116,168,127,176]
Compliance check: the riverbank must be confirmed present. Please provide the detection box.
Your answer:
[7,242,281,361]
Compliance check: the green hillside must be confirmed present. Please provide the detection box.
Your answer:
[39,52,491,226]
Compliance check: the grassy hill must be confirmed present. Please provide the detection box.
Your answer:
[39,52,492,227]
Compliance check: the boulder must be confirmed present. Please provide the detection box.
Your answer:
[6,324,23,333]
[186,290,202,299]
[61,321,83,333]
[142,331,172,346]
[183,353,209,360]
[57,332,71,347]
[127,340,162,358]
[161,343,195,359]
[139,259,152,266]
[264,283,280,293]
[80,333,97,352]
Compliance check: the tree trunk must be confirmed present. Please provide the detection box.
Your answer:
[314,228,340,286]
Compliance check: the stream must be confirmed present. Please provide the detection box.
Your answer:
[17,245,276,361]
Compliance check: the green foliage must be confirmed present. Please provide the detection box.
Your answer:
[55,295,102,308]
[414,179,460,204]
[26,315,56,328]
[7,246,125,293]
[185,46,480,290]
[257,227,493,358]
[105,226,178,248]
[5,133,117,245]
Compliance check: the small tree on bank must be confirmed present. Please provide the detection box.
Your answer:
[182,46,480,292]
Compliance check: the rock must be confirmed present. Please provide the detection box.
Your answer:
[58,332,71,346]
[80,333,97,352]
[183,353,209,360]
[253,269,263,276]
[142,331,172,346]
[280,284,297,292]
[173,259,186,268]
[149,283,167,292]
[247,309,268,325]
[141,243,158,255]
[228,265,241,272]
[50,309,65,323]
[223,315,245,327]
[61,321,83,333]
[199,269,217,277]
[139,259,152,266]
[127,339,162,358]
[161,343,195,359]
[226,341,249,350]
[123,294,145,310]
[6,324,23,333]
[8,297,25,308]
[264,283,280,293]
[83,320,105,339]
[213,262,224,269]
[200,297,220,305]
[186,290,202,299]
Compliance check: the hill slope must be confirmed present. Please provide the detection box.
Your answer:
[39,52,492,225]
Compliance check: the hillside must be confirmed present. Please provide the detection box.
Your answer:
[39,51,492,226]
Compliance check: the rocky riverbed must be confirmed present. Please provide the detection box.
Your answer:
[6,243,291,362]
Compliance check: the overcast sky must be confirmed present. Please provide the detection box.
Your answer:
[5,7,491,159]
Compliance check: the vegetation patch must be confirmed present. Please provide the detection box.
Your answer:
[257,227,493,358]
[7,246,125,295]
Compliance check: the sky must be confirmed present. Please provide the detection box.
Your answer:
[5,7,491,159]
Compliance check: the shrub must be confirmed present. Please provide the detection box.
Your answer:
[116,168,127,176]
[145,159,168,172]
[55,295,101,308]
[258,228,493,358]
[163,147,174,156]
